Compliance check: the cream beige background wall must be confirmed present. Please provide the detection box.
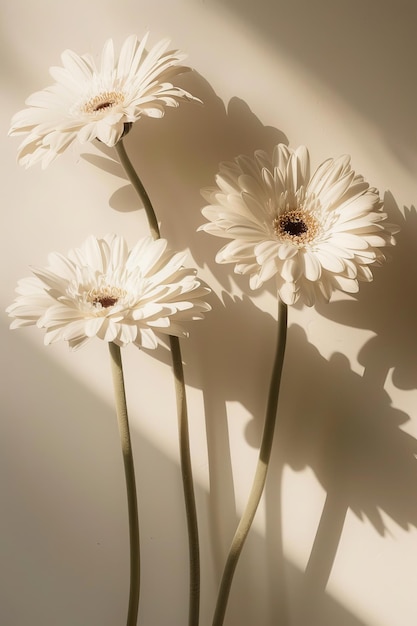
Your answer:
[2,1,417,625]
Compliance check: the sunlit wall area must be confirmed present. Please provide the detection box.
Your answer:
[2,1,417,625]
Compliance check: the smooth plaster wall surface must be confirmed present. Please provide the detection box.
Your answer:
[1,1,417,625]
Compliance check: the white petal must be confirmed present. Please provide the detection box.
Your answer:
[7,233,210,349]
[100,38,115,77]
[330,233,370,250]
[255,240,279,264]
[281,257,303,282]
[277,242,298,260]
[314,249,346,273]
[137,328,158,349]
[9,34,197,168]
[257,258,278,284]
[302,251,322,281]
[249,271,264,290]
[117,323,138,345]
[332,275,360,293]
[84,317,105,337]
[278,281,299,305]
[199,143,396,304]
[60,49,94,84]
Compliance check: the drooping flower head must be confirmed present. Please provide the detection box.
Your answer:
[9,34,200,168]
[199,144,397,306]
[6,235,211,350]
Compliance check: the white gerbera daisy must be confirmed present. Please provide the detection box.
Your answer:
[6,235,211,350]
[9,33,200,168]
[199,144,397,306]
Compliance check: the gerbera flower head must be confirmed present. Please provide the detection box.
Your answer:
[199,144,398,306]
[9,33,200,168]
[6,235,211,350]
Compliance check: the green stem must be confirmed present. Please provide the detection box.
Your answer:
[108,341,140,626]
[212,299,288,626]
[115,140,160,240]
[169,335,200,626]
[114,138,200,626]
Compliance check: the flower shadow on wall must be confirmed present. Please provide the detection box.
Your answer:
[80,72,417,595]
[81,69,287,268]
[262,321,417,623]
[212,0,417,173]
[2,321,371,626]
[80,71,288,569]
[316,198,417,391]
[8,33,409,624]
[273,199,417,619]
[272,325,417,532]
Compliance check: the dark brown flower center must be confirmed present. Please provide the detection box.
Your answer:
[280,215,308,236]
[82,90,125,114]
[93,296,118,308]
[94,101,115,112]
[87,285,127,309]
[273,209,320,245]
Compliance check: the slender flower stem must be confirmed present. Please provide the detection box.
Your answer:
[169,334,200,626]
[115,140,160,240]
[108,341,140,626]
[212,299,288,626]
[114,138,200,626]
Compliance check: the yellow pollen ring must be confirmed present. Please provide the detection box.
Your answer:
[87,285,127,308]
[82,90,125,114]
[273,209,320,245]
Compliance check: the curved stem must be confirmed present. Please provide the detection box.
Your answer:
[115,140,160,240]
[114,138,200,626]
[170,335,200,626]
[212,299,288,626]
[108,342,140,626]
